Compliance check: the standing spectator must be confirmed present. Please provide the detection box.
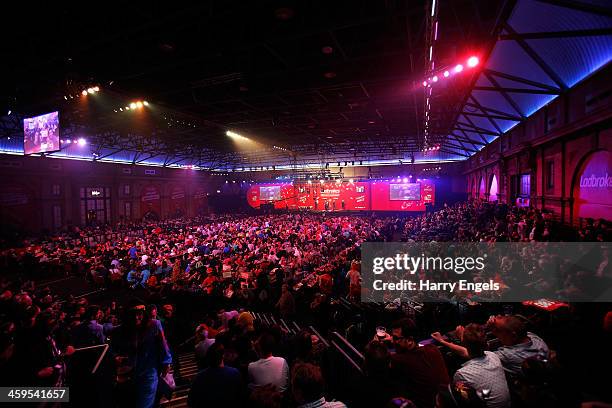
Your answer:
[72,305,106,347]
[111,305,172,408]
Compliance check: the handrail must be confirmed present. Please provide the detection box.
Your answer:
[331,331,364,361]
[280,319,293,334]
[73,343,109,374]
[330,340,363,374]
[309,326,329,348]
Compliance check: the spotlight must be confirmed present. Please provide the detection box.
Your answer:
[87,88,94,94]
[82,90,88,96]
[125,106,130,110]
[136,101,143,108]
[114,109,118,113]
[119,107,123,111]
[143,101,149,106]
[443,70,450,77]
[129,102,137,109]
[72,139,78,144]
[78,138,87,146]
[64,96,68,100]
[454,64,463,73]
[467,56,479,67]
[422,80,428,87]
[432,75,438,82]
[93,86,100,92]
[403,178,408,183]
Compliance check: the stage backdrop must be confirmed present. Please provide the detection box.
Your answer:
[247,179,434,211]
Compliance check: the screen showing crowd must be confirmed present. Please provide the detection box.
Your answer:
[389,183,421,200]
[23,111,60,155]
[259,186,281,201]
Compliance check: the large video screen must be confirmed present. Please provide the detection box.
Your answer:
[24,111,60,155]
[389,183,421,200]
[260,186,281,201]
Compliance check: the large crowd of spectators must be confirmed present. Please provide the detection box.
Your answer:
[0,201,610,407]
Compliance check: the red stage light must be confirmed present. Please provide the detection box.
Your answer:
[422,80,428,87]
[443,70,450,78]
[467,56,479,67]
[454,64,463,73]
[432,75,438,82]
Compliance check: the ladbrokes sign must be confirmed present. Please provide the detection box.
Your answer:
[580,172,612,188]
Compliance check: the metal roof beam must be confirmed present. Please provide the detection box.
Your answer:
[500,27,612,40]
[503,23,568,90]
[484,68,561,92]
[473,86,560,95]
[483,71,526,118]
[536,0,612,17]
[464,101,522,121]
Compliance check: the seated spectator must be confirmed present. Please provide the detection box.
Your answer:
[435,383,487,408]
[248,332,289,392]
[291,362,347,408]
[194,325,215,365]
[388,318,450,408]
[249,384,282,408]
[188,343,244,407]
[488,315,549,377]
[386,397,417,408]
[276,284,296,319]
[453,324,510,408]
[356,340,396,408]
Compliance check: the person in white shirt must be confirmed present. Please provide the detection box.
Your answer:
[248,332,289,392]
[453,324,510,408]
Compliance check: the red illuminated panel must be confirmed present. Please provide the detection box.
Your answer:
[247,184,296,209]
[246,180,434,211]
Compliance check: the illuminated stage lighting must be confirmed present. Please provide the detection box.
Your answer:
[432,75,438,82]
[125,106,130,110]
[422,81,428,87]
[403,178,408,183]
[119,107,123,111]
[64,96,68,100]
[93,86,100,92]
[226,130,249,141]
[129,102,137,109]
[82,90,88,96]
[87,88,94,94]
[467,56,479,67]
[136,101,143,108]
[78,138,87,146]
[443,70,450,77]
[454,64,463,73]
[143,101,149,106]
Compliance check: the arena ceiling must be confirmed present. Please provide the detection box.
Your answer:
[0,0,611,171]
